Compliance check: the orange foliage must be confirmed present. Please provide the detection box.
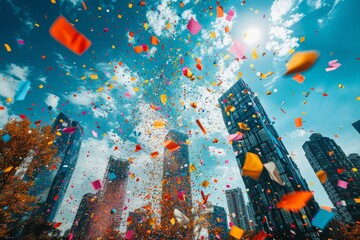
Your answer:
[0,119,58,237]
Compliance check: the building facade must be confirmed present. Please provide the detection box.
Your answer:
[41,112,83,222]
[348,153,360,172]
[352,120,360,134]
[208,205,228,239]
[89,156,130,239]
[218,79,321,239]
[225,188,250,231]
[161,130,193,239]
[246,203,257,231]
[303,133,360,223]
[70,193,98,239]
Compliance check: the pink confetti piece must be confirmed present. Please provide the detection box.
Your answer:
[187,18,202,35]
[92,130,98,138]
[337,179,348,189]
[91,179,102,190]
[17,39,25,45]
[230,40,246,59]
[124,92,131,98]
[325,59,341,72]
[226,9,235,21]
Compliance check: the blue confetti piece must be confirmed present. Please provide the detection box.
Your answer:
[109,172,117,180]
[2,134,11,143]
[14,81,31,101]
[311,209,335,230]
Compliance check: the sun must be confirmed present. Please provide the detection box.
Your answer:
[243,28,260,45]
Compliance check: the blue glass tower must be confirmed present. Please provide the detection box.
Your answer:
[303,133,360,223]
[218,79,321,239]
[36,112,83,222]
[225,188,250,231]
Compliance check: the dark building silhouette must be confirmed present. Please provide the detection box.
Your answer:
[218,79,321,239]
[70,193,98,239]
[208,205,228,239]
[161,130,193,239]
[41,112,83,222]
[89,156,130,238]
[352,120,360,134]
[246,203,257,231]
[303,133,360,223]
[225,188,250,230]
[348,153,360,172]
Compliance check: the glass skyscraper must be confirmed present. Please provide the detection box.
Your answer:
[303,133,360,223]
[208,205,228,239]
[218,79,320,239]
[352,120,360,134]
[38,112,83,222]
[225,188,250,231]
[89,155,130,239]
[161,130,193,239]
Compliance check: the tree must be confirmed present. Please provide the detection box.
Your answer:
[0,118,58,237]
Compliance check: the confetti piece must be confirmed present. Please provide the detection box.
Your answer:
[82,1,87,10]
[276,191,313,212]
[316,170,327,184]
[229,225,244,239]
[14,81,31,101]
[216,6,224,18]
[163,140,181,152]
[230,40,246,59]
[242,152,263,180]
[325,59,341,72]
[285,50,319,75]
[49,16,91,55]
[91,180,102,190]
[187,18,202,35]
[226,9,235,21]
[311,209,335,230]
[294,118,303,128]
[196,119,207,134]
[4,44,11,52]
[292,73,305,83]
[153,120,166,129]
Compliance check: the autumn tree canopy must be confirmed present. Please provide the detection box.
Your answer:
[0,118,58,237]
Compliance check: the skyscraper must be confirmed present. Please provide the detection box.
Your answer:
[70,193,98,239]
[348,153,360,172]
[89,156,130,239]
[161,130,193,239]
[225,188,250,231]
[246,203,256,231]
[303,133,360,223]
[218,79,321,239]
[208,205,228,239]
[41,112,83,222]
[352,120,360,134]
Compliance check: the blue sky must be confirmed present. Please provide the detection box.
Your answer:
[1,0,359,233]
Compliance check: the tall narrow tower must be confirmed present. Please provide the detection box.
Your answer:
[218,79,321,239]
[89,156,130,238]
[161,130,193,239]
[303,133,360,223]
[225,188,250,230]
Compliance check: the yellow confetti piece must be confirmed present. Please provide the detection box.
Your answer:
[90,74,98,80]
[352,168,358,172]
[98,6,102,10]
[4,166,14,173]
[39,84,44,89]
[81,76,86,80]
[210,32,216,38]
[56,132,61,136]
[133,87,139,92]
[300,36,305,42]
[160,94,167,105]
[128,3,133,8]
[252,48,258,59]
[223,54,230,60]
[112,45,115,49]
[6,98,12,103]
[51,0,56,3]
[144,23,148,30]
[288,49,295,54]
[97,87,103,92]
[170,218,176,225]
[356,96,360,101]
[130,77,137,81]
[166,22,171,29]
[4,44,11,52]
[118,14,122,19]
[34,23,40,27]
[48,141,53,145]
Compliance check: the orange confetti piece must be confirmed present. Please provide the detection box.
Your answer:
[294,118,303,128]
[163,140,181,152]
[196,119,207,135]
[150,36,159,45]
[276,191,313,212]
[82,1,87,10]
[292,73,305,83]
[49,16,91,55]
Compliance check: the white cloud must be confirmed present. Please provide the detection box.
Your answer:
[45,93,60,109]
[146,0,180,37]
[270,0,295,23]
[267,0,302,57]
[208,146,226,157]
[6,63,29,81]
